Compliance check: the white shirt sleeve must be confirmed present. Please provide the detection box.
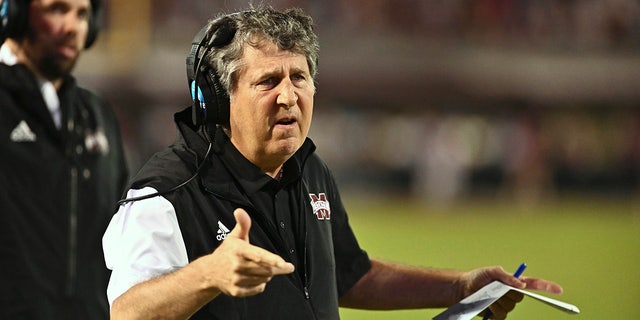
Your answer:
[102,187,189,306]
[0,43,18,65]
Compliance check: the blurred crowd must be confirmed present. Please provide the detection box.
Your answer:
[312,106,640,204]
[77,0,640,204]
[150,0,640,49]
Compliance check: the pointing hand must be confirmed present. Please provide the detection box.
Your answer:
[205,208,295,297]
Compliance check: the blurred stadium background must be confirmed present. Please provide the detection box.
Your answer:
[73,0,639,318]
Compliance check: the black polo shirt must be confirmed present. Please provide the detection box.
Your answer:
[217,136,308,280]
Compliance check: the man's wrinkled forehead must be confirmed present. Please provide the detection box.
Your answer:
[239,41,308,72]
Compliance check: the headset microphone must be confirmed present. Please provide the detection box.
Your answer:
[116,142,213,205]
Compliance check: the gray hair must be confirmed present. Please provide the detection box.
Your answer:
[205,6,319,95]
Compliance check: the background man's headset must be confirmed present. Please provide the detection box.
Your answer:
[117,14,239,205]
[0,0,102,47]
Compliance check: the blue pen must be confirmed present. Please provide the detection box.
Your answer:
[512,263,527,278]
[482,263,527,320]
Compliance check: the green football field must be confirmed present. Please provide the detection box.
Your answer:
[337,195,640,320]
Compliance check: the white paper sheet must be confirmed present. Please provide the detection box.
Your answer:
[432,280,580,320]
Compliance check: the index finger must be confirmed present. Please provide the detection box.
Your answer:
[241,245,295,275]
[522,276,563,294]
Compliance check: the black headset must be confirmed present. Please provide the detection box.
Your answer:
[0,0,102,48]
[186,13,239,128]
[117,15,238,205]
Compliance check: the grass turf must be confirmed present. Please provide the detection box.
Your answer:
[338,195,640,320]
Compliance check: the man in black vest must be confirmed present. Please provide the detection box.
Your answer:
[103,5,562,319]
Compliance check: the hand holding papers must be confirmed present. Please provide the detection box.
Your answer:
[482,263,528,319]
[433,276,580,320]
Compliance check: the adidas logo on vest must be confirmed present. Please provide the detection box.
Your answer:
[10,120,36,142]
[216,221,230,241]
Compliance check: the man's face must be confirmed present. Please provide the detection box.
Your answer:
[229,41,315,174]
[22,0,91,79]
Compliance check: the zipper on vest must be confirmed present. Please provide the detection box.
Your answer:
[66,166,78,296]
[302,227,309,300]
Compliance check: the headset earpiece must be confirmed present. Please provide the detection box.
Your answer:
[0,0,28,42]
[84,0,101,48]
[190,66,230,128]
[186,15,237,128]
[0,0,101,48]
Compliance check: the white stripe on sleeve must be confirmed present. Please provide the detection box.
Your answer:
[102,187,189,307]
